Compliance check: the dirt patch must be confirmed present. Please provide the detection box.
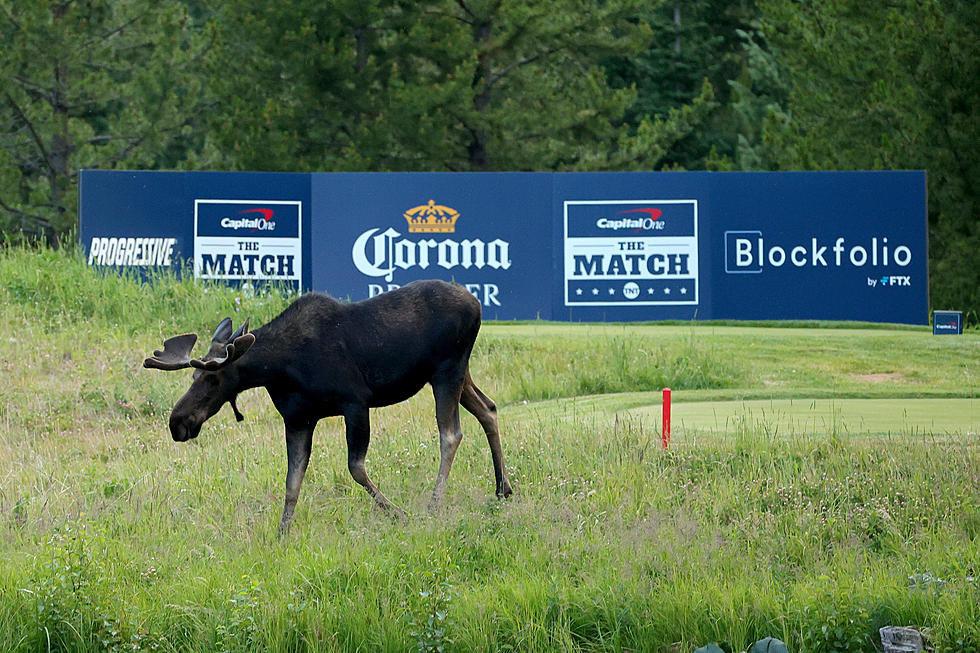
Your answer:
[848,372,908,383]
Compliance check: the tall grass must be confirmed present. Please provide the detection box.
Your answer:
[1,245,978,652]
[0,242,292,336]
[476,332,743,404]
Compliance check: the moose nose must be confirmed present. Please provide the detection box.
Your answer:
[169,413,201,442]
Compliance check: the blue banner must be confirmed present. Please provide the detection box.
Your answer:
[80,170,928,324]
[549,171,928,323]
[309,173,552,320]
[80,170,311,292]
[562,199,699,311]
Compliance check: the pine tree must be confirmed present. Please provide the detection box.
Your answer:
[0,0,208,244]
[203,0,713,172]
[604,0,768,170]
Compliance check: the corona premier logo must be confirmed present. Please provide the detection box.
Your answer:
[404,200,459,233]
[352,200,511,282]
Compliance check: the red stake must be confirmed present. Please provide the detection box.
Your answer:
[662,387,671,449]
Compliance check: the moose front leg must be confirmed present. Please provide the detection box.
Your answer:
[344,405,406,519]
[279,421,315,536]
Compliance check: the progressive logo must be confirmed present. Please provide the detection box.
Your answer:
[87,237,177,267]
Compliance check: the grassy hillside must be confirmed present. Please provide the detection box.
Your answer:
[0,246,977,652]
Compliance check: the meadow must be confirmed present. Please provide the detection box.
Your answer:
[0,245,977,652]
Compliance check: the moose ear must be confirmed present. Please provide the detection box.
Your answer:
[229,317,251,341]
[211,317,234,344]
[231,332,255,359]
[189,332,255,371]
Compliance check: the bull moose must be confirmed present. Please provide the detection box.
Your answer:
[144,280,512,533]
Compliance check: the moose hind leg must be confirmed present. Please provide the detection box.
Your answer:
[344,406,405,519]
[461,371,512,498]
[430,380,465,508]
[279,422,315,536]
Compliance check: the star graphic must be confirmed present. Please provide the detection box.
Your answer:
[680,287,687,294]
[575,288,583,295]
[608,288,615,295]
[592,288,599,295]
[664,287,671,295]
[647,287,655,295]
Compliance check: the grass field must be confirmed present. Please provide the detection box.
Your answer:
[0,246,978,652]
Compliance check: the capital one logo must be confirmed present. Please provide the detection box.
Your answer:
[595,208,666,232]
[220,207,277,232]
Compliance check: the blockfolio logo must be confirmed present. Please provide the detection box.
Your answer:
[563,199,699,306]
[194,200,302,283]
[724,231,913,274]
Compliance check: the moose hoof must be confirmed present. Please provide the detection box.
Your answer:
[497,480,514,499]
[376,501,408,521]
[426,493,446,514]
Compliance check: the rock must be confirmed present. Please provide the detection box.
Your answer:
[880,626,926,653]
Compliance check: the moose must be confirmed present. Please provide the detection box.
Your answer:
[144,280,512,533]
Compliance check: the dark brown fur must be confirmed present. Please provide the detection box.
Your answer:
[148,280,512,533]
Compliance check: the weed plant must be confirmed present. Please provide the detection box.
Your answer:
[0,245,977,652]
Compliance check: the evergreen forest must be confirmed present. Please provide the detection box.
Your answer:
[1,0,976,318]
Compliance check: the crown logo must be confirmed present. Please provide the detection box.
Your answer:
[403,200,460,233]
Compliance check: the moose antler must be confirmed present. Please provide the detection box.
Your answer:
[143,333,198,370]
[144,318,255,372]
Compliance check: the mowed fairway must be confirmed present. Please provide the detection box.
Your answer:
[521,396,978,440]
[0,249,978,652]
[662,397,978,440]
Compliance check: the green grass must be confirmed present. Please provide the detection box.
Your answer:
[0,245,978,652]
[657,397,979,439]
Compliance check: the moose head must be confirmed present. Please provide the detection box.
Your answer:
[144,318,255,442]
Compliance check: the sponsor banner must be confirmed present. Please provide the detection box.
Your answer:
[79,170,311,291]
[310,173,552,320]
[932,310,963,335]
[552,171,927,323]
[707,172,927,323]
[81,170,928,324]
[563,200,698,307]
[194,200,302,284]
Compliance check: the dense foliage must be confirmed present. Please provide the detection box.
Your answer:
[0,0,976,316]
